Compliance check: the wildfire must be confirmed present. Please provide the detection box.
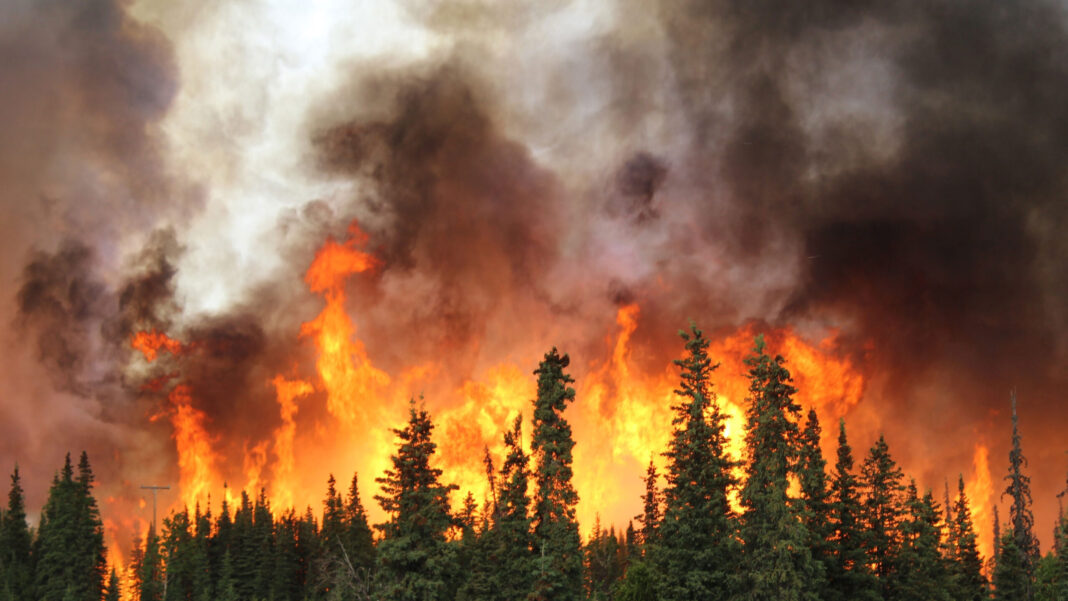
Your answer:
[269,375,313,510]
[968,443,995,559]
[168,385,220,509]
[299,223,390,424]
[130,330,183,362]
[122,220,880,550]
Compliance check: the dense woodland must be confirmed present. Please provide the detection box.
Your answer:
[1,326,1067,601]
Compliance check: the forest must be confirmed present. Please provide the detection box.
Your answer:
[1,325,1066,601]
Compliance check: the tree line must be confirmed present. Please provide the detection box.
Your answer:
[1,325,1066,600]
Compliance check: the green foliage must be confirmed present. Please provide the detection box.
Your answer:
[946,476,987,601]
[994,529,1030,601]
[138,527,164,601]
[1033,552,1060,601]
[655,324,739,601]
[798,409,832,598]
[35,453,108,601]
[0,466,33,600]
[529,348,583,601]
[827,420,879,601]
[1004,393,1040,585]
[739,334,816,601]
[374,399,459,601]
[343,473,376,574]
[892,483,951,601]
[584,519,627,600]
[637,459,661,551]
[494,414,535,598]
[615,561,658,601]
[861,434,905,597]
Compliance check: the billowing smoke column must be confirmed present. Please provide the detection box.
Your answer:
[1,0,1066,575]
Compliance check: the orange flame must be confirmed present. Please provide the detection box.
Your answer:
[121,222,876,549]
[130,330,183,362]
[300,223,390,424]
[168,385,220,508]
[269,375,313,509]
[967,442,994,559]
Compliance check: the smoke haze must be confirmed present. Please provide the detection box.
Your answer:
[1,0,1066,560]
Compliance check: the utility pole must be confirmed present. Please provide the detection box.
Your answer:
[140,485,170,533]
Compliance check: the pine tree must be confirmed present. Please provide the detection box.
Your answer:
[296,507,321,600]
[75,452,108,599]
[1033,553,1059,601]
[636,459,661,551]
[798,409,832,598]
[1050,475,1068,601]
[215,550,237,601]
[827,419,879,601]
[496,414,534,597]
[528,348,583,601]
[375,399,459,601]
[35,453,108,601]
[343,472,376,574]
[191,503,212,601]
[947,476,987,601]
[892,482,951,601]
[0,466,32,600]
[584,519,625,600]
[231,490,256,599]
[655,324,739,601]
[739,334,815,601]
[209,487,234,595]
[994,529,1029,601]
[162,509,196,601]
[615,560,657,601]
[861,434,905,598]
[138,526,164,601]
[1004,391,1039,593]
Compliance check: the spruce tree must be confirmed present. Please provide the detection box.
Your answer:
[75,452,108,599]
[739,334,815,601]
[615,560,657,601]
[1004,392,1040,593]
[496,414,534,597]
[636,459,661,551]
[0,466,32,600]
[231,490,256,599]
[827,419,879,601]
[35,453,108,601]
[191,503,212,601]
[374,399,459,601]
[994,529,1029,601]
[270,510,301,601]
[296,507,321,600]
[861,434,905,597]
[528,348,583,601]
[1032,553,1059,601]
[162,509,196,601]
[215,550,237,601]
[948,476,987,601]
[584,519,625,600]
[892,482,951,601]
[798,409,832,598]
[137,526,164,601]
[655,324,739,601]
[344,472,376,574]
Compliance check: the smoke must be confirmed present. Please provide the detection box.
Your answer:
[1,0,1067,553]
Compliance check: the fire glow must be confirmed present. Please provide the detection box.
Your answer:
[121,221,995,566]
